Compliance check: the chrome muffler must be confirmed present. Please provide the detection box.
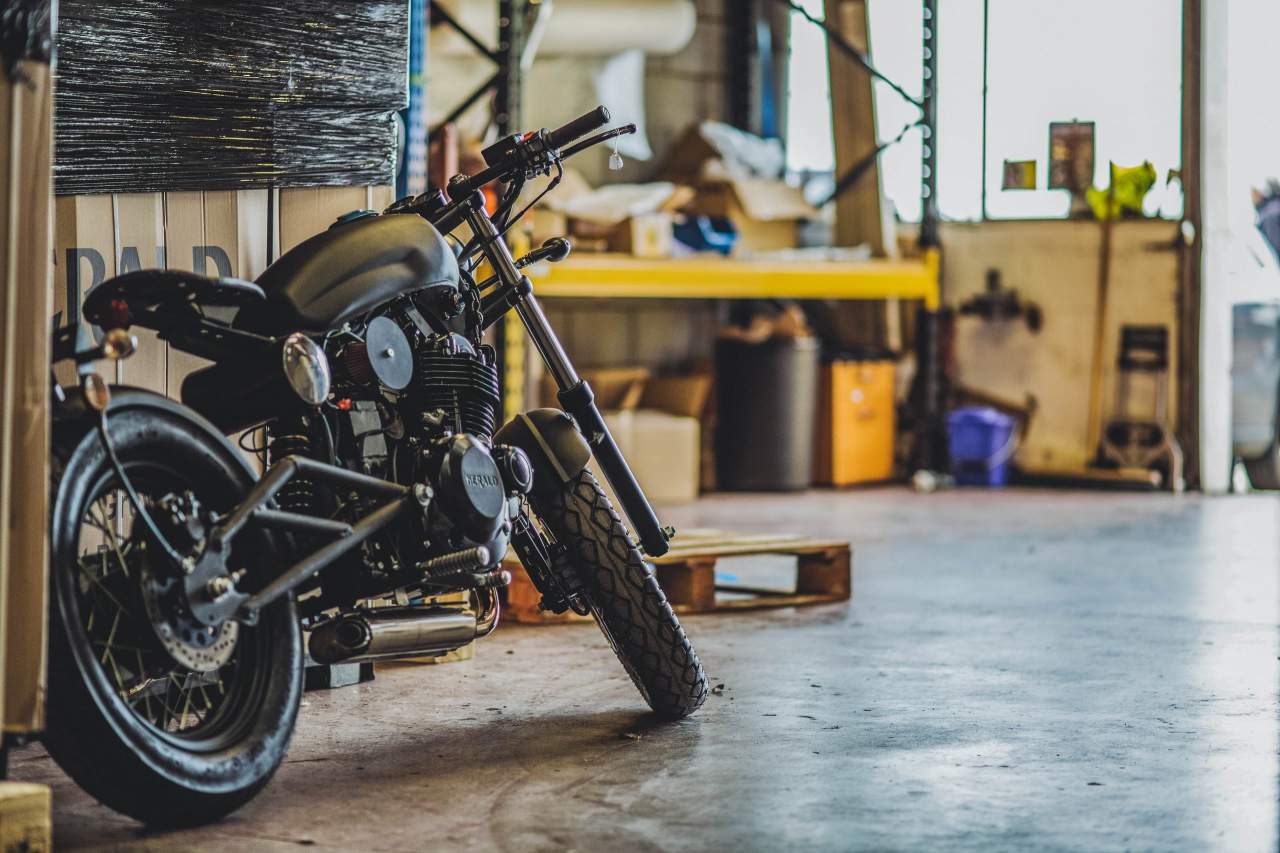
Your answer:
[308,591,500,665]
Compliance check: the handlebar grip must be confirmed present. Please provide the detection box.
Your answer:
[546,105,612,150]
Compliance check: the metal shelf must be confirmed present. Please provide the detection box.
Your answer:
[531,250,940,309]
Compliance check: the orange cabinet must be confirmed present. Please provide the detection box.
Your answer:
[813,360,896,486]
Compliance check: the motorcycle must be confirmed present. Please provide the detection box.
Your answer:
[44,106,708,826]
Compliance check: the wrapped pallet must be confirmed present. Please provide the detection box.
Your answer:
[51,1,408,393]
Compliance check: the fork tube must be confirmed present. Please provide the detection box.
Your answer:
[462,201,579,391]
[514,294,578,390]
[461,201,671,557]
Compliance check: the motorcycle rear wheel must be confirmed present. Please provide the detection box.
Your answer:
[44,393,302,827]
[531,469,708,719]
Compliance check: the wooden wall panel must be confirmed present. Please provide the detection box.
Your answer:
[113,193,167,391]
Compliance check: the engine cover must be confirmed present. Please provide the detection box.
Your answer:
[435,435,507,543]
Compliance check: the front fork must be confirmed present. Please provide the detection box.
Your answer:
[461,199,672,558]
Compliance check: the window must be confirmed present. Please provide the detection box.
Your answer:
[982,0,1181,219]
[785,0,1183,221]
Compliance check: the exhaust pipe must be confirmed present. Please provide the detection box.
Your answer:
[308,592,500,665]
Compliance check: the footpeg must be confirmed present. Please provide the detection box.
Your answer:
[419,545,491,577]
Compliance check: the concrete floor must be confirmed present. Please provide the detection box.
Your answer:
[11,487,1280,851]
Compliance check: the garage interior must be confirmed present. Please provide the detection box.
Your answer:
[1,1,1278,850]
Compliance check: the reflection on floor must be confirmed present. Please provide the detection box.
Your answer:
[13,487,1280,851]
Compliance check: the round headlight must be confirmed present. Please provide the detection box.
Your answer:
[281,333,331,406]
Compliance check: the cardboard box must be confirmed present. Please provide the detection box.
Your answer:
[658,121,815,256]
[813,360,896,486]
[542,367,649,411]
[582,212,673,259]
[640,373,712,420]
[0,782,51,852]
[548,368,706,506]
[529,207,569,248]
[687,178,815,256]
[2,56,54,734]
[592,409,701,506]
[53,186,395,397]
[548,180,691,258]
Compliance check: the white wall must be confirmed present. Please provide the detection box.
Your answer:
[1199,0,1280,493]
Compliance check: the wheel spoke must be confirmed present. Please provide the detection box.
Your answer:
[135,650,156,723]
[175,673,194,730]
[74,473,243,740]
[75,554,135,619]
[88,498,134,581]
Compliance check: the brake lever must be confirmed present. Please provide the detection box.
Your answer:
[559,123,638,160]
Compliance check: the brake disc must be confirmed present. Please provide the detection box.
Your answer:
[140,560,238,674]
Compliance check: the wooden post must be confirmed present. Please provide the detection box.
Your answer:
[823,0,897,258]
[1,46,54,737]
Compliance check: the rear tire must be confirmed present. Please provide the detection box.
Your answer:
[44,392,302,827]
[533,470,707,719]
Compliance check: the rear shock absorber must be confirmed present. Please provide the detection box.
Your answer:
[266,422,315,515]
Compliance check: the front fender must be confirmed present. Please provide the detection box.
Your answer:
[493,408,591,494]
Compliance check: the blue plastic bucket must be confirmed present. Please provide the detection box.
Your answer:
[947,406,1016,486]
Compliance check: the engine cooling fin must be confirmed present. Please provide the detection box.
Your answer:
[413,349,500,439]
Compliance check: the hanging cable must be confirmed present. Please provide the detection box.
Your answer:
[770,0,923,111]
[817,118,923,208]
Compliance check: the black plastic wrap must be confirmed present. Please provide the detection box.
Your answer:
[55,1,407,195]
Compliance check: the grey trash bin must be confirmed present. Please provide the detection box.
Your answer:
[715,336,819,491]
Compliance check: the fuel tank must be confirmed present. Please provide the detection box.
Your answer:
[236,213,459,335]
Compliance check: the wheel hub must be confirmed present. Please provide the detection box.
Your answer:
[138,492,240,673]
[140,562,239,673]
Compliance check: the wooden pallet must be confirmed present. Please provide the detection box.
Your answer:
[0,782,51,853]
[504,557,593,624]
[652,529,851,614]
[504,528,851,622]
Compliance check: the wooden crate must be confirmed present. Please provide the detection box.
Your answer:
[0,782,51,853]
[504,528,851,622]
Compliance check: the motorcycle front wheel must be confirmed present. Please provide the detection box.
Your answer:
[529,469,708,719]
[44,392,302,827]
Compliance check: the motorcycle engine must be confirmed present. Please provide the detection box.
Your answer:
[330,328,530,575]
[419,433,508,544]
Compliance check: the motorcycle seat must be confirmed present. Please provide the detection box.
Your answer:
[82,269,265,330]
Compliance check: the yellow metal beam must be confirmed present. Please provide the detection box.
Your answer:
[531,250,940,310]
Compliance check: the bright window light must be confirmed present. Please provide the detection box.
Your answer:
[983,0,1182,219]
[785,0,1182,222]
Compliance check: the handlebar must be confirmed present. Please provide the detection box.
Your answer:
[384,106,635,233]
[546,106,611,150]
[448,105,624,201]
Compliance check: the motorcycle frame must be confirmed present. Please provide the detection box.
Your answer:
[48,180,671,632]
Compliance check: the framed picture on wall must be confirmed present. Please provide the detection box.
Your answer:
[1048,121,1096,193]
